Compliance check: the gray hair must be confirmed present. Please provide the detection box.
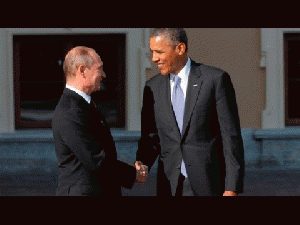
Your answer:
[151,28,188,52]
[63,46,96,79]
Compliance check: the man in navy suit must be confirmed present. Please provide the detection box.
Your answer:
[135,28,245,196]
[52,46,138,196]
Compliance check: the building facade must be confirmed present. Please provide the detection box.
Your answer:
[0,28,300,174]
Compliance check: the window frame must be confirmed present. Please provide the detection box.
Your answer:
[13,34,126,129]
[260,28,300,129]
[284,33,300,126]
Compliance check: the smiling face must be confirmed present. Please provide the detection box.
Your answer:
[150,35,187,76]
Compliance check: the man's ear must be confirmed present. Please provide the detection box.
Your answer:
[78,65,86,77]
[177,43,187,55]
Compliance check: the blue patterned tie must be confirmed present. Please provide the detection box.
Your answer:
[171,76,187,177]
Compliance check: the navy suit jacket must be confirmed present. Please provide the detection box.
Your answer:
[136,60,245,196]
[52,88,136,196]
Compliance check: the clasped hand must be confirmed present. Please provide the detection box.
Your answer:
[135,161,148,184]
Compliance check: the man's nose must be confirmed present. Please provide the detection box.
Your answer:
[152,53,159,62]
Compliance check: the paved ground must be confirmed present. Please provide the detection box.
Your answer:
[1,169,300,196]
[124,169,300,196]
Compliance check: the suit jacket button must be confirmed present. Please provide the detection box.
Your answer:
[176,165,181,169]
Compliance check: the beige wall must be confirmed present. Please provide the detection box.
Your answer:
[146,28,265,129]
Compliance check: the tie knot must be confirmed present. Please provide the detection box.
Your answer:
[90,97,98,110]
[173,75,181,86]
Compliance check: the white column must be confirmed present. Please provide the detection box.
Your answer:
[139,29,152,108]
[127,28,151,131]
[126,29,143,131]
[0,28,14,132]
[261,28,285,129]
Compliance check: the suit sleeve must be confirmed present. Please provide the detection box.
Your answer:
[115,160,137,189]
[136,84,161,170]
[59,110,106,172]
[215,72,245,193]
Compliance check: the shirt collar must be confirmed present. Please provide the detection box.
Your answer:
[66,84,91,104]
[170,57,191,82]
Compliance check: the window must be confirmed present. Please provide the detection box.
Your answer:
[284,33,300,125]
[13,34,126,129]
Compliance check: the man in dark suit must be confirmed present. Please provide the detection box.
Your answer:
[135,28,245,196]
[52,46,138,196]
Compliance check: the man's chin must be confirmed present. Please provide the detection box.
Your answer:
[91,86,101,93]
[160,70,169,76]
[98,83,105,91]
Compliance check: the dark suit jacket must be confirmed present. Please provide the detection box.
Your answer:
[52,88,136,196]
[136,60,245,196]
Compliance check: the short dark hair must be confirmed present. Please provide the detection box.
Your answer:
[151,28,188,52]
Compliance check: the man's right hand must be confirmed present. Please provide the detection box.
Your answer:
[135,161,148,184]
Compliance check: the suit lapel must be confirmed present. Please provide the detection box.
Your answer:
[182,61,203,136]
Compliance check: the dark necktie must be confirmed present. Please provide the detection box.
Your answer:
[91,100,98,111]
[90,98,106,127]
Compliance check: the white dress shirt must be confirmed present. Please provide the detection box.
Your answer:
[170,57,191,102]
[66,84,91,104]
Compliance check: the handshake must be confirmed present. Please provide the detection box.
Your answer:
[135,161,148,184]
